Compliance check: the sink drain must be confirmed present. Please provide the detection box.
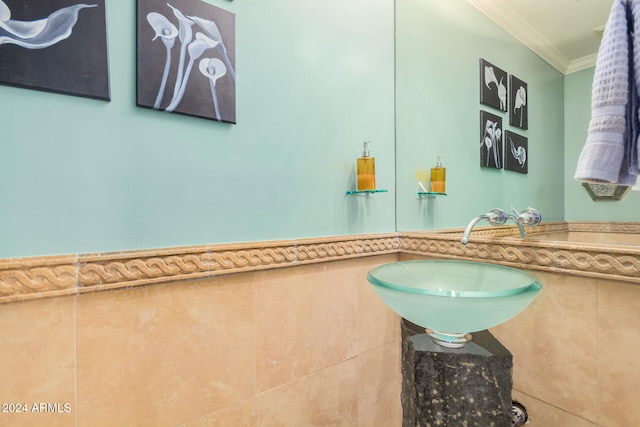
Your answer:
[511,401,528,426]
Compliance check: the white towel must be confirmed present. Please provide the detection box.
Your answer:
[629,0,640,176]
[575,0,637,184]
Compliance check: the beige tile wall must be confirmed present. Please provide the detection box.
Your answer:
[3,231,639,427]
[510,391,597,427]
[597,281,640,426]
[0,255,401,427]
[0,297,76,427]
[492,270,640,426]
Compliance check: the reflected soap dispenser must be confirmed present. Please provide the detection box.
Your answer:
[357,141,376,191]
[429,155,446,193]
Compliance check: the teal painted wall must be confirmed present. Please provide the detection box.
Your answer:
[564,68,640,219]
[395,0,565,231]
[0,0,396,258]
[4,1,628,259]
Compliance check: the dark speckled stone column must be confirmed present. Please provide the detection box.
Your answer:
[401,320,513,427]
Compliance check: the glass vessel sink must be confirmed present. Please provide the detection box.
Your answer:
[367,260,541,347]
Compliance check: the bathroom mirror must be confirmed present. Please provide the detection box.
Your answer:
[394,0,639,232]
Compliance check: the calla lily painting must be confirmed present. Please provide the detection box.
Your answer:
[505,131,528,174]
[137,0,236,123]
[0,0,110,100]
[480,110,503,169]
[509,74,528,130]
[479,58,507,113]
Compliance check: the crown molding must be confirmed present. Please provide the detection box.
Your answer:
[566,53,597,74]
[467,0,574,74]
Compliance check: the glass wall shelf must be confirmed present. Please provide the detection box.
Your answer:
[418,192,447,198]
[346,189,388,195]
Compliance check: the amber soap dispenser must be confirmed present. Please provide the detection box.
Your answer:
[429,155,446,193]
[356,141,376,191]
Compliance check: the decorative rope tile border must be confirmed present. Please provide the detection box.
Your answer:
[2,224,640,304]
[0,234,400,303]
[568,221,640,234]
[399,231,640,284]
[0,255,78,303]
[78,247,212,292]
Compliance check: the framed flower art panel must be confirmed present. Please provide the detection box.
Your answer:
[504,130,528,174]
[480,110,503,169]
[509,75,528,130]
[0,0,110,100]
[136,0,236,123]
[479,58,507,112]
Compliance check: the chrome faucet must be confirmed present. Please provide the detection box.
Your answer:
[508,207,542,238]
[461,207,541,245]
[513,207,542,227]
[508,208,526,238]
[461,208,508,245]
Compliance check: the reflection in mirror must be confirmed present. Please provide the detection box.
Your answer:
[394,1,565,232]
[394,0,639,231]
[581,183,630,201]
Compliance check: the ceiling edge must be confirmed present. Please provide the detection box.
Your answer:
[467,0,571,74]
[566,53,597,74]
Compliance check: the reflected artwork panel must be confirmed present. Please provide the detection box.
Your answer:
[504,130,528,174]
[480,110,503,169]
[509,75,528,130]
[479,58,507,112]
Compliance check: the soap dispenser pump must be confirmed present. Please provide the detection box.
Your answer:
[429,155,446,193]
[356,141,376,191]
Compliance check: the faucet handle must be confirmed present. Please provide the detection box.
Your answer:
[513,207,542,226]
[487,208,508,225]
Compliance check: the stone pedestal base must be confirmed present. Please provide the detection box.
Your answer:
[402,320,513,427]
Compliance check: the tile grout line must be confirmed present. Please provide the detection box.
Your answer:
[74,292,78,427]
[74,254,79,427]
[595,281,600,426]
[252,257,258,404]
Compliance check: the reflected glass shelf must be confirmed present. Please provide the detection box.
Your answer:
[346,189,388,195]
[418,192,447,198]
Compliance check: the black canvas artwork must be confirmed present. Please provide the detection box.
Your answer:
[137,0,236,123]
[480,110,503,169]
[479,58,507,112]
[504,131,528,174]
[509,75,528,129]
[0,0,110,100]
